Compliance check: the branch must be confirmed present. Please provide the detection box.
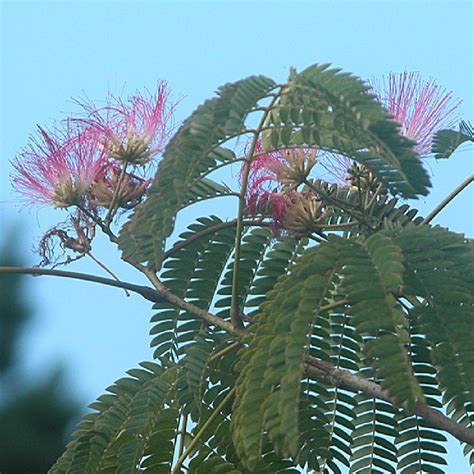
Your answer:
[423,174,474,224]
[7,263,469,445]
[0,265,243,337]
[304,355,474,446]
[140,267,244,336]
[0,266,164,303]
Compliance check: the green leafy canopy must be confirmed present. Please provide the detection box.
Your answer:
[48,64,474,473]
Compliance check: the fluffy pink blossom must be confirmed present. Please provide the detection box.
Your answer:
[251,191,289,233]
[311,73,461,183]
[243,140,284,214]
[76,82,175,165]
[243,142,321,231]
[12,127,106,208]
[373,72,461,156]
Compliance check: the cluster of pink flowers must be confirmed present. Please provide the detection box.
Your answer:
[243,143,318,234]
[244,73,460,231]
[12,82,174,210]
[76,83,174,165]
[12,72,460,236]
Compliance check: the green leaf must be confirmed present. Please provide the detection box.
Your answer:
[391,226,474,412]
[431,121,474,159]
[342,233,422,407]
[176,334,216,421]
[232,237,346,468]
[49,363,177,474]
[350,396,398,473]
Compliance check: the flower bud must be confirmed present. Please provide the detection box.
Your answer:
[281,192,325,238]
[106,135,153,165]
[347,163,379,193]
[276,148,317,188]
[89,166,149,210]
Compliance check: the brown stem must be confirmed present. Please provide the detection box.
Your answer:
[4,263,470,445]
[0,266,163,303]
[304,355,474,446]
[140,267,244,337]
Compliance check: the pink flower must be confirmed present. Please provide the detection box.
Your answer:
[243,140,284,214]
[256,191,289,229]
[373,72,461,156]
[305,73,461,184]
[12,126,106,208]
[76,82,175,165]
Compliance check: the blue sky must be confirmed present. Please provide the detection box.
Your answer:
[1,1,472,470]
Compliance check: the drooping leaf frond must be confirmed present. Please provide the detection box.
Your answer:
[342,233,423,407]
[391,226,474,413]
[393,310,449,474]
[432,121,474,159]
[349,395,399,473]
[232,237,347,469]
[49,362,178,473]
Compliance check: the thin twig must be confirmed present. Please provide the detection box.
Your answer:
[141,267,244,336]
[78,206,119,243]
[104,163,128,225]
[208,341,241,363]
[162,219,269,261]
[171,387,236,474]
[422,174,474,224]
[86,252,130,296]
[366,182,384,210]
[176,414,188,462]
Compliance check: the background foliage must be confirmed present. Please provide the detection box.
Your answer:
[0,235,80,473]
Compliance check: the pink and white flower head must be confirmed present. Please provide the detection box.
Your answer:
[373,72,461,156]
[78,82,175,166]
[243,140,284,214]
[243,141,318,212]
[250,191,289,233]
[311,72,461,184]
[12,126,106,208]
